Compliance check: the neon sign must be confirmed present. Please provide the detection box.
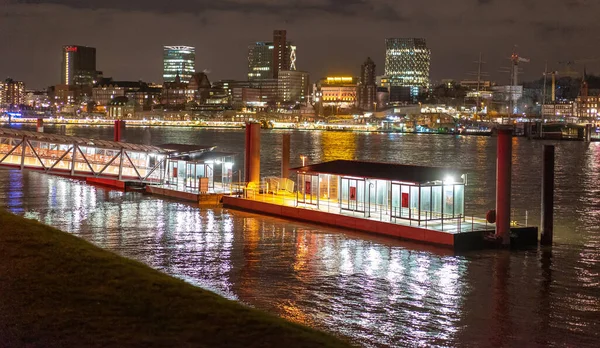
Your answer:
[65,46,78,52]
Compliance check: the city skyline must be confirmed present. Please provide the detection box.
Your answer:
[2,1,600,89]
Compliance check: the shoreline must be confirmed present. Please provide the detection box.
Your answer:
[0,210,351,347]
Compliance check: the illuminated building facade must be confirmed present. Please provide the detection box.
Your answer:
[248,30,297,81]
[61,45,97,86]
[357,57,377,111]
[1,78,25,107]
[250,79,279,104]
[576,95,600,119]
[93,79,161,111]
[163,46,196,83]
[542,103,576,120]
[278,70,309,104]
[385,38,430,102]
[315,76,358,115]
[24,90,50,108]
[0,81,4,107]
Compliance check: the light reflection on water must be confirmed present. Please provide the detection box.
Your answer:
[1,125,599,347]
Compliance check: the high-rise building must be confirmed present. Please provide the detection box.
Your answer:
[357,57,377,111]
[163,46,196,83]
[1,78,25,107]
[278,70,309,104]
[384,38,430,102]
[273,30,290,79]
[248,42,274,81]
[248,30,297,81]
[61,45,97,86]
[0,81,4,107]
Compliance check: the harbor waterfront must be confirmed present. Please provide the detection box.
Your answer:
[1,124,599,347]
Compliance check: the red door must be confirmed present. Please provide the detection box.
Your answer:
[401,192,409,208]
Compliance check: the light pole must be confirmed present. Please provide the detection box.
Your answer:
[300,155,307,167]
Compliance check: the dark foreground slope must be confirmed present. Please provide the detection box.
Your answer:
[0,211,351,348]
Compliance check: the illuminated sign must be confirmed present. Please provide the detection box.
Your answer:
[325,77,354,84]
[65,46,78,52]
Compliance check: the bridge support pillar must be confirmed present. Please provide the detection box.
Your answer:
[244,122,261,184]
[36,118,44,133]
[281,133,290,180]
[495,127,512,245]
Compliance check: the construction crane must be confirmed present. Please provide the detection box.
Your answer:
[505,51,530,118]
[510,53,530,87]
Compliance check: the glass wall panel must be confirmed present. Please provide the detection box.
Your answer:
[444,185,454,218]
[401,185,410,219]
[298,173,318,205]
[420,186,431,220]
[410,186,419,219]
[454,185,464,217]
[341,177,365,213]
[432,186,442,218]
[375,180,387,210]
[391,183,401,218]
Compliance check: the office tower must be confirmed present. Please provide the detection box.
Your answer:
[278,70,309,104]
[61,45,97,86]
[384,38,430,102]
[273,30,290,79]
[163,46,196,83]
[248,30,297,81]
[357,57,377,111]
[248,42,273,81]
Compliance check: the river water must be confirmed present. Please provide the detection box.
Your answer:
[1,124,598,347]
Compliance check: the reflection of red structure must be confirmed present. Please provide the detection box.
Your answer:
[305,181,311,194]
[349,186,356,200]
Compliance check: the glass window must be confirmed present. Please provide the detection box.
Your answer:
[410,186,419,219]
[444,185,454,218]
[401,185,410,219]
[454,185,464,217]
[420,186,431,219]
[391,184,400,217]
[432,186,442,218]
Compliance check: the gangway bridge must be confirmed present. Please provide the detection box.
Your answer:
[0,127,214,184]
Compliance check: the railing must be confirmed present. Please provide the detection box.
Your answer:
[231,192,496,233]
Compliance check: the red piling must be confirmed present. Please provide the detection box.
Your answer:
[244,122,261,184]
[495,127,513,245]
[36,118,44,133]
[114,120,121,142]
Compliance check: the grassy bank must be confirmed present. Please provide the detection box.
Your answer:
[0,211,351,347]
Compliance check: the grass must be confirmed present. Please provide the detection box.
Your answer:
[0,210,352,348]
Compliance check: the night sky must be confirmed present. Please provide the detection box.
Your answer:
[1,0,598,89]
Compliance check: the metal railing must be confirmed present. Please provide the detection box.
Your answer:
[230,192,496,233]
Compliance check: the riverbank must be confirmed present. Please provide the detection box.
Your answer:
[0,210,350,347]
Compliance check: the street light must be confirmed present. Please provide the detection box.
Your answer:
[300,155,307,167]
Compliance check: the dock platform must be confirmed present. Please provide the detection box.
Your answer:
[223,193,537,250]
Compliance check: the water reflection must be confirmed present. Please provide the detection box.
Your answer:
[1,126,599,347]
